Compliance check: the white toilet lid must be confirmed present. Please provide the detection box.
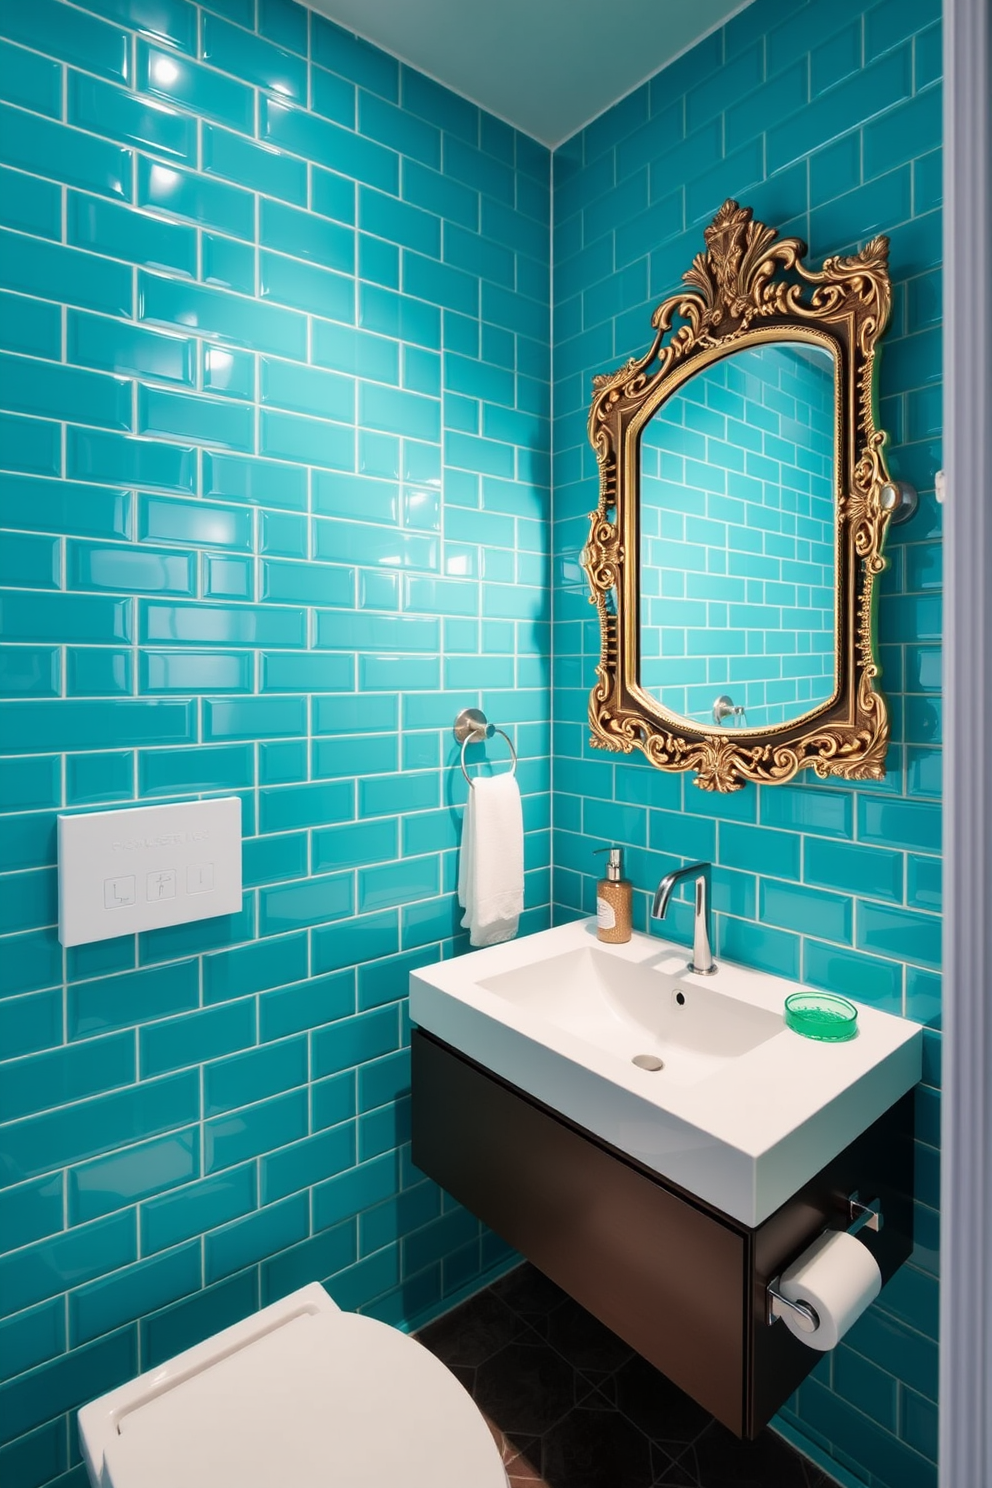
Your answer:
[101,1309,507,1488]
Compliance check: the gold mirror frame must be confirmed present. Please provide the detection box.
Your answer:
[582,199,896,793]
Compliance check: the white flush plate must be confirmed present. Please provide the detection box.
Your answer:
[58,798,243,947]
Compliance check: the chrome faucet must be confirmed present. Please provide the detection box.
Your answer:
[651,861,716,975]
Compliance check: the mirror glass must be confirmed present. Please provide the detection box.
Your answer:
[639,342,837,730]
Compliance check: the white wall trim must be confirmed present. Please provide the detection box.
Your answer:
[940,2,992,1484]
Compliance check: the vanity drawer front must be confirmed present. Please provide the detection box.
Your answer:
[412,1030,748,1434]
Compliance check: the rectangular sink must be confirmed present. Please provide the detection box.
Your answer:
[479,947,782,1088]
[410,919,922,1227]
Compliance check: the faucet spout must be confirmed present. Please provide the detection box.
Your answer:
[651,861,716,976]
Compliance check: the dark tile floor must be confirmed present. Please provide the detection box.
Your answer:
[417,1263,838,1488]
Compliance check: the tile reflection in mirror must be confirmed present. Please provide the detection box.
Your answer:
[639,342,837,729]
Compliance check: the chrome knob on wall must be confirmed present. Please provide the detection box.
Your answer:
[712,695,748,728]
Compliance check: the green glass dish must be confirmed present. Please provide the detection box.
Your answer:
[784,991,859,1041]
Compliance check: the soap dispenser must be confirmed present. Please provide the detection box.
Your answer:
[593,847,632,943]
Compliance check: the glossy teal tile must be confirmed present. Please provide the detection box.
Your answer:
[138,742,253,796]
[203,451,307,510]
[69,72,195,161]
[858,795,941,852]
[0,868,57,936]
[1,227,132,318]
[0,165,61,240]
[311,735,397,780]
[239,719,295,773]
[72,0,196,51]
[0,756,61,813]
[204,12,301,88]
[259,968,354,1041]
[203,122,307,205]
[136,155,253,241]
[141,1163,256,1255]
[261,1122,355,1207]
[0,698,195,755]
[312,1153,394,1233]
[205,1036,307,1117]
[0,1324,136,1452]
[0,1033,133,1123]
[70,1240,201,1346]
[204,1087,308,1172]
[858,901,941,969]
[67,723,141,810]
[140,999,255,1079]
[260,1216,355,1305]
[141,276,307,363]
[141,600,306,648]
[0,40,61,118]
[0,1173,62,1255]
[260,356,353,423]
[311,909,399,974]
[0,0,128,82]
[0,292,61,360]
[312,15,397,100]
[138,385,254,450]
[0,1210,135,1317]
[359,770,438,817]
[69,312,193,384]
[804,940,903,1011]
[68,540,195,596]
[0,812,57,873]
[259,871,353,935]
[0,647,59,699]
[0,352,130,429]
[137,40,253,133]
[205,1191,308,1283]
[262,97,398,194]
[259,0,307,53]
[67,193,194,279]
[311,1005,399,1078]
[141,648,252,693]
[66,649,133,698]
[0,410,61,476]
[260,249,355,324]
[0,928,61,997]
[141,1268,256,1368]
[69,959,198,1039]
[0,103,132,201]
[358,854,439,913]
[242,831,308,889]
[260,198,354,274]
[68,1128,198,1224]
[68,427,196,491]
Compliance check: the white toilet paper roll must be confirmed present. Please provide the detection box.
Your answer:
[778,1230,882,1351]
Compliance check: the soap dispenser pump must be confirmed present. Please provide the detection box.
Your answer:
[593,847,632,943]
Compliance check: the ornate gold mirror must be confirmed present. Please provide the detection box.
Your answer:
[582,199,909,792]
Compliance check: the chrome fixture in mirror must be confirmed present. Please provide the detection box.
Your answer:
[582,199,912,792]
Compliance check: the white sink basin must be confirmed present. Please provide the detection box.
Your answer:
[410,919,922,1227]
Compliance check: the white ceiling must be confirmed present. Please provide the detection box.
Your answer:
[306,0,753,148]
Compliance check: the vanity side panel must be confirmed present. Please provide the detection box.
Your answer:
[412,1030,748,1433]
[748,1093,915,1434]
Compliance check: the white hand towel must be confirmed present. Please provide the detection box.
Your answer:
[457,772,524,947]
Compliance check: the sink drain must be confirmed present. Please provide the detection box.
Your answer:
[632,1053,664,1071]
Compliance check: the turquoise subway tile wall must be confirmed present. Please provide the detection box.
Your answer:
[552,2,941,1486]
[0,1,549,1481]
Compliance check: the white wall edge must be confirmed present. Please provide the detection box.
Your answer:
[940,1,992,1484]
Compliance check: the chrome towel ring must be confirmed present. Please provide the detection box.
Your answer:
[453,707,518,787]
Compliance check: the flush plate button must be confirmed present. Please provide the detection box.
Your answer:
[59,799,241,947]
[104,876,136,909]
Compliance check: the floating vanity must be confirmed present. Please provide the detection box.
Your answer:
[409,919,922,1437]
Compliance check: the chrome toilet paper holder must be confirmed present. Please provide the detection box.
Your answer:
[766,1191,882,1332]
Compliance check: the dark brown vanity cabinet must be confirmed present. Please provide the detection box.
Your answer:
[411,1030,914,1438]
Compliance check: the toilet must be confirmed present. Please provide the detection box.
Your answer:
[77,1282,509,1488]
